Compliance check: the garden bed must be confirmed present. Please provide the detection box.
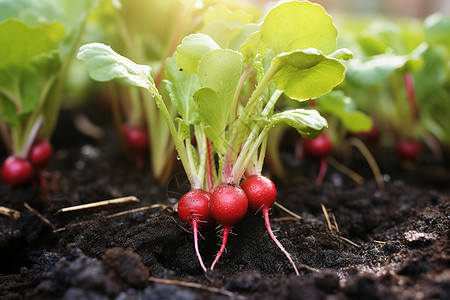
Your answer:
[1,108,449,300]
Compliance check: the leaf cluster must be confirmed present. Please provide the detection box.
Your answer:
[78,1,351,187]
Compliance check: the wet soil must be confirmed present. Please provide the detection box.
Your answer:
[0,108,449,299]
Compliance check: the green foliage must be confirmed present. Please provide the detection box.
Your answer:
[270,109,328,138]
[317,91,372,133]
[259,1,337,55]
[164,57,201,125]
[77,43,154,89]
[77,1,350,186]
[0,0,97,156]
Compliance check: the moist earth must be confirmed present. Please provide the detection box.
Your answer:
[1,108,449,299]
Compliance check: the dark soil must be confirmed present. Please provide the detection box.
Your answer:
[1,108,449,300]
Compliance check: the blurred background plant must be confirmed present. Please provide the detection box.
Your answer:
[0,0,98,189]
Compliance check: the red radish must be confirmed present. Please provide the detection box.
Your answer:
[302,134,332,185]
[30,139,53,168]
[302,134,332,160]
[395,140,422,161]
[122,124,148,153]
[177,189,213,272]
[241,175,299,275]
[1,156,34,187]
[29,139,54,195]
[209,184,248,270]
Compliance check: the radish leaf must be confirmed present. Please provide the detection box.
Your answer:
[164,57,201,125]
[176,33,221,73]
[270,109,327,138]
[77,43,154,90]
[260,1,337,55]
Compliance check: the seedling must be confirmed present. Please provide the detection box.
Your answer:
[0,0,97,191]
[78,1,351,273]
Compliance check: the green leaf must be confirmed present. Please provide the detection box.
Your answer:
[425,14,450,48]
[203,4,253,27]
[176,33,221,73]
[77,43,154,89]
[270,108,327,138]
[0,95,20,126]
[0,19,65,69]
[317,91,372,133]
[164,57,201,125]
[345,54,408,87]
[259,1,337,55]
[197,49,244,104]
[193,49,244,154]
[329,48,354,61]
[228,23,260,51]
[271,50,346,100]
[239,30,267,62]
[31,50,62,78]
[200,4,256,50]
[193,87,227,154]
[0,0,99,58]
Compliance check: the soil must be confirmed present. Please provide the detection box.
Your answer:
[1,107,449,300]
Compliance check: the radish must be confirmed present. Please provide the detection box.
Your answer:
[209,184,248,270]
[302,134,332,160]
[302,134,332,185]
[177,189,213,272]
[29,139,54,195]
[1,156,34,187]
[395,140,422,161]
[241,175,299,275]
[29,139,53,169]
[122,124,149,154]
[122,124,148,168]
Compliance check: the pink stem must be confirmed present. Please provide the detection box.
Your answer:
[206,137,214,192]
[403,72,420,121]
[263,208,299,276]
[192,220,207,272]
[211,226,230,270]
[315,157,328,185]
[39,169,50,197]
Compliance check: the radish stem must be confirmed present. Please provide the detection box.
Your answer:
[316,157,328,185]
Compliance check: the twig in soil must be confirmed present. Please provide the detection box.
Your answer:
[321,203,360,248]
[147,277,236,298]
[0,206,20,220]
[327,156,364,185]
[339,236,360,248]
[53,203,172,233]
[73,113,104,139]
[107,204,173,218]
[348,137,385,191]
[55,196,140,214]
[272,217,302,222]
[24,203,55,229]
[374,240,386,246]
[330,212,340,233]
[297,263,319,273]
[321,203,334,232]
[274,202,302,220]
